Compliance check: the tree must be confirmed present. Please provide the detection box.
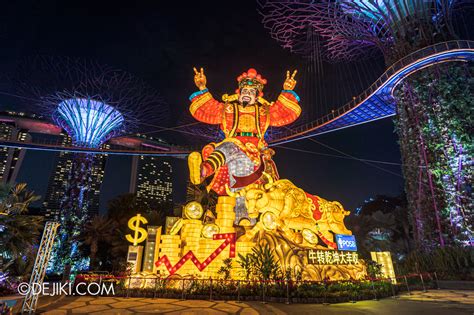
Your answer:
[0,183,42,276]
[217,258,233,280]
[103,193,165,271]
[347,194,413,259]
[79,215,114,270]
[237,243,281,281]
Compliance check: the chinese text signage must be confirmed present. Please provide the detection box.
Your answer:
[308,250,359,265]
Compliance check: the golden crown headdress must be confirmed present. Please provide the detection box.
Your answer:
[236,68,267,92]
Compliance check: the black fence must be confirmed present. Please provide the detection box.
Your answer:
[75,272,439,304]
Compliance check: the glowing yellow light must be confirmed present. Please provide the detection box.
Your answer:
[302,228,318,244]
[262,211,277,230]
[202,223,220,239]
[184,201,204,219]
[125,214,148,246]
[238,218,251,226]
[169,218,183,235]
[371,251,396,283]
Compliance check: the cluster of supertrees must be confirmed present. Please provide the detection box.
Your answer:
[259,0,473,247]
[16,57,169,273]
[259,0,464,64]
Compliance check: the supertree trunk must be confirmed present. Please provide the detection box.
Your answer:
[394,62,473,248]
[49,153,99,273]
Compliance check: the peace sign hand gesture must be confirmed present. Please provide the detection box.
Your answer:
[193,67,207,91]
[283,70,298,90]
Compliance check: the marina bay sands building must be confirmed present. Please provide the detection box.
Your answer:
[0,121,30,184]
[0,111,173,221]
[0,111,61,184]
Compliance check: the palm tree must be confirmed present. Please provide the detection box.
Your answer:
[0,183,40,215]
[186,180,218,214]
[0,183,42,276]
[79,215,114,270]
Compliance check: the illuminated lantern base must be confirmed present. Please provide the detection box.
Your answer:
[126,189,367,284]
[371,251,396,283]
[127,245,144,274]
[126,170,368,284]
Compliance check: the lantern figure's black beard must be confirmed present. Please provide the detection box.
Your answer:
[242,101,249,107]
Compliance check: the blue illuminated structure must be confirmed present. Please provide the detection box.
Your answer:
[1,41,472,153]
[13,58,171,275]
[55,98,124,148]
[270,40,474,145]
[341,0,428,22]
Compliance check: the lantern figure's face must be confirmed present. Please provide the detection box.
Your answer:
[239,87,258,106]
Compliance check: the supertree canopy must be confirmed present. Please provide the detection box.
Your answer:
[13,57,169,274]
[260,1,473,248]
[55,98,124,148]
[259,0,465,64]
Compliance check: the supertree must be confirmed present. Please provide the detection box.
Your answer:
[14,57,169,273]
[259,1,473,247]
[259,0,465,64]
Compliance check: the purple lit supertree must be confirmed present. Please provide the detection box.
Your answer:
[259,1,473,247]
[259,0,465,64]
[15,57,169,273]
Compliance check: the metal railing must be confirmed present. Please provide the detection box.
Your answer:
[70,272,439,304]
[0,139,196,156]
[269,40,474,144]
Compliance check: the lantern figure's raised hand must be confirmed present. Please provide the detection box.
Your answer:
[193,67,207,91]
[283,70,298,90]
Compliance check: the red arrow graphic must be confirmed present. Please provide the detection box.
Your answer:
[155,233,236,275]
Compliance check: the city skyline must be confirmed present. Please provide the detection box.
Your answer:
[0,110,176,217]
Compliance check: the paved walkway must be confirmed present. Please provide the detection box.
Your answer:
[37,290,474,314]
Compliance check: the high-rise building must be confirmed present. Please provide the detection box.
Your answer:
[42,133,108,220]
[0,111,61,185]
[0,122,30,184]
[130,155,173,210]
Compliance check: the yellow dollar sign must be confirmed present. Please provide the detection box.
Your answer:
[126,214,148,246]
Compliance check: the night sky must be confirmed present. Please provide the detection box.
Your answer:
[0,0,404,212]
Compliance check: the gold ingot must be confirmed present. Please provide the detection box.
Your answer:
[182,228,202,233]
[160,241,181,245]
[159,243,181,247]
[160,240,181,247]
[217,196,236,206]
[182,231,202,236]
[182,230,201,235]
[219,227,235,234]
[169,219,184,235]
[216,216,235,221]
[159,243,180,247]
[215,212,235,218]
[182,219,203,225]
[215,220,234,226]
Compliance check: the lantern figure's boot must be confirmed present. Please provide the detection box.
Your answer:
[188,152,203,184]
[188,150,226,185]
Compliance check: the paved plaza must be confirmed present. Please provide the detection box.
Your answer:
[35,290,474,314]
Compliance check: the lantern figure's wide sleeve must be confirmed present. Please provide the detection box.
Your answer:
[189,90,224,125]
[269,90,301,127]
